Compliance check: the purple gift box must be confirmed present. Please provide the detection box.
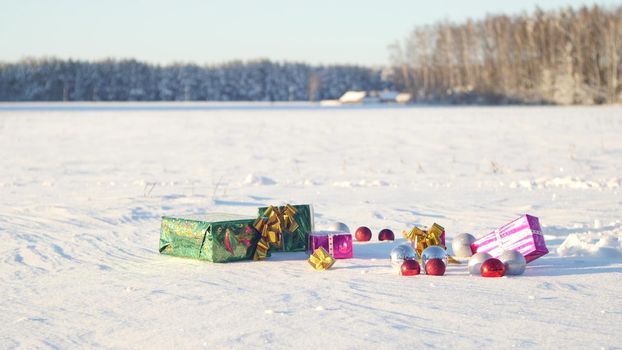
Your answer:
[470,214,549,263]
[307,231,353,259]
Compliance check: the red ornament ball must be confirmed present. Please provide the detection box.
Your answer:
[378,228,395,241]
[425,258,446,276]
[400,259,420,276]
[480,258,506,278]
[355,226,372,242]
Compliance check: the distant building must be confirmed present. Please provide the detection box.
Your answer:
[338,91,367,104]
[395,93,412,103]
[332,90,412,105]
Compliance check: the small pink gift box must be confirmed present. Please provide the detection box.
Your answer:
[307,231,353,259]
[470,214,548,263]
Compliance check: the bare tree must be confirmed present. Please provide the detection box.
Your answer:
[391,4,622,104]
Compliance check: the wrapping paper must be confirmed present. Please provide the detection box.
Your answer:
[159,213,259,263]
[307,231,353,259]
[256,204,313,252]
[470,214,549,263]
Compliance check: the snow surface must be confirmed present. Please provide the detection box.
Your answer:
[1,104,621,349]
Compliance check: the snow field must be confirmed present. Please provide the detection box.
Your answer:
[0,105,621,349]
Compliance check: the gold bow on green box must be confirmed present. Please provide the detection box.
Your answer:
[254,205,299,246]
[253,204,312,259]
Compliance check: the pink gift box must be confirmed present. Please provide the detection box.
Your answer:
[470,214,548,263]
[307,231,353,259]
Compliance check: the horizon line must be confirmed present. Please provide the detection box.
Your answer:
[0,56,391,68]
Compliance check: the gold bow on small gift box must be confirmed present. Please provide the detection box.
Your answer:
[253,204,300,260]
[308,247,335,270]
[403,223,460,264]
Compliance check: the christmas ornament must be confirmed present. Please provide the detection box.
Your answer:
[421,245,448,269]
[400,259,420,276]
[480,258,506,277]
[467,252,493,275]
[378,229,395,241]
[425,258,446,276]
[355,226,372,242]
[390,244,419,271]
[499,250,526,275]
[451,233,476,258]
[328,222,350,233]
[308,247,336,270]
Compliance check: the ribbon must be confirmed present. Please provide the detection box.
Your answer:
[252,204,300,260]
[328,235,334,256]
[308,247,335,270]
[494,229,506,252]
[403,223,444,254]
[253,238,270,260]
[403,223,460,264]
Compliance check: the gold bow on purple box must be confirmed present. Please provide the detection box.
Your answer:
[403,223,460,264]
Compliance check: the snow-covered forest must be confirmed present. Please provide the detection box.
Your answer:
[0,59,390,101]
[389,5,622,104]
[1,5,621,104]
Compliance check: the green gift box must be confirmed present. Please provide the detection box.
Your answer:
[256,204,314,252]
[159,213,259,263]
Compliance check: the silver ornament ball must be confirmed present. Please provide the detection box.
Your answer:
[499,250,527,275]
[421,246,448,270]
[468,252,493,275]
[328,222,350,233]
[451,233,476,258]
[390,244,419,271]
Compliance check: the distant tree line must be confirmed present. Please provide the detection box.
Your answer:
[2,5,620,104]
[0,59,390,101]
[389,5,622,104]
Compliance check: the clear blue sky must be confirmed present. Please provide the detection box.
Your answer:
[1,0,620,66]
